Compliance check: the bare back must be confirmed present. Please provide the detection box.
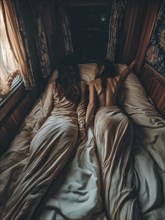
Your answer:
[94,77,120,107]
[86,61,135,127]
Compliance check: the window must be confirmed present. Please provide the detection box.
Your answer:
[68,6,110,60]
[0,3,25,122]
[0,4,21,97]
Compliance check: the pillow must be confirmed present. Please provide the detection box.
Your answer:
[117,67,165,173]
[116,64,158,112]
[116,64,149,109]
[78,63,97,83]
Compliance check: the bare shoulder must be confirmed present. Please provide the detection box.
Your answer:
[93,78,102,85]
[106,77,113,82]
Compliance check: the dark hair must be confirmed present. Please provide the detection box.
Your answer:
[97,59,117,88]
[57,63,81,103]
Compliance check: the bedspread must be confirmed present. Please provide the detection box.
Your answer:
[0,65,165,220]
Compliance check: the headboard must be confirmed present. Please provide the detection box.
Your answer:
[139,63,165,117]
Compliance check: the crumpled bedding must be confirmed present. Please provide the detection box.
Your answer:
[0,64,165,220]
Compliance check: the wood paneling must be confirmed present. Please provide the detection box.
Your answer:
[140,63,165,117]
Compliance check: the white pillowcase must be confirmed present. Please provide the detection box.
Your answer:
[116,64,149,109]
[78,63,97,83]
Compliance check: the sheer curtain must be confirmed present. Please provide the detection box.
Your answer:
[32,4,51,78]
[61,6,73,56]
[106,0,126,61]
[0,4,19,95]
[13,0,53,86]
[0,0,30,96]
[57,4,74,59]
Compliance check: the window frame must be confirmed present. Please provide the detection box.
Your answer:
[0,77,25,123]
[68,5,110,60]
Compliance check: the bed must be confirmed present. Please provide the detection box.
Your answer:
[0,63,165,220]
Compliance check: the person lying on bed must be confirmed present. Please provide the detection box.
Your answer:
[1,63,87,220]
[85,60,140,220]
[86,59,135,127]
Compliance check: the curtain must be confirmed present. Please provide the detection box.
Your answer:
[39,1,56,69]
[13,0,52,88]
[145,0,165,77]
[106,0,126,62]
[31,4,51,78]
[58,5,74,58]
[0,0,30,95]
[61,6,73,56]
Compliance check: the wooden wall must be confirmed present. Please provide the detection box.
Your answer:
[140,64,165,117]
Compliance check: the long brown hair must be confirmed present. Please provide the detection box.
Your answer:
[57,63,81,103]
[97,59,116,88]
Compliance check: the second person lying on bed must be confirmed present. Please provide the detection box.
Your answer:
[85,59,135,127]
[85,59,139,220]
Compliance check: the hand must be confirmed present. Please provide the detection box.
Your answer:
[79,128,87,143]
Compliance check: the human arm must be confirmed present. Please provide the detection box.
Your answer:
[116,60,135,83]
[76,81,87,143]
[85,81,96,129]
